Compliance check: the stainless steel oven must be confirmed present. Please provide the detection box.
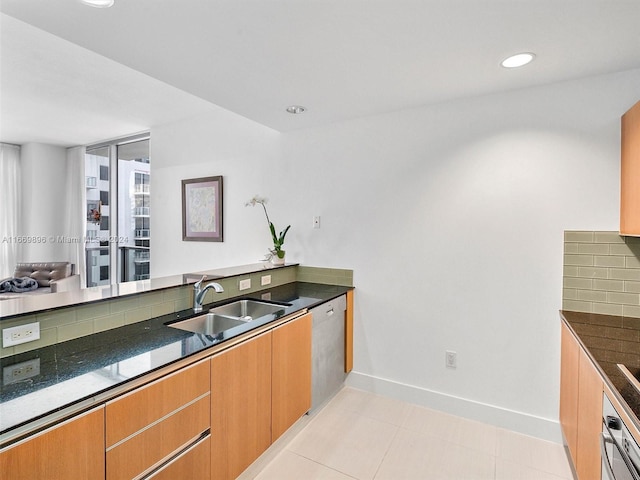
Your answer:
[602,393,640,480]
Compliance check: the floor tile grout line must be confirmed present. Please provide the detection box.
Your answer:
[282,450,362,480]
[370,423,402,480]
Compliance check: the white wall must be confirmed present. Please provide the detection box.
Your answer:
[151,68,640,441]
[19,142,68,261]
[151,107,282,276]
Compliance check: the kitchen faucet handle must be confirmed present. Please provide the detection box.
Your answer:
[194,275,206,289]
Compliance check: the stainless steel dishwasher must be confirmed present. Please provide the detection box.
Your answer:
[311,294,347,411]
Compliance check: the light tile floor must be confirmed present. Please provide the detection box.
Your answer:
[241,387,576,480]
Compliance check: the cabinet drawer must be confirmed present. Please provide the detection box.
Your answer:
[0,407,105,480]
[106,395,210,480]
[147,435,211,480]
[105,360,210,446]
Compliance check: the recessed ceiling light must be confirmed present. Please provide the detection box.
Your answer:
[286,105,306,114]
[501,52,535,68]
[80,0,115,8]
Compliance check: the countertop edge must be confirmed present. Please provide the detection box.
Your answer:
[560,309,640,437]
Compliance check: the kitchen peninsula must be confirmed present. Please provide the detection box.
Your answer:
[0,263,354,480]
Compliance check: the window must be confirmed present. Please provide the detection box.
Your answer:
[100,266,109,281]
[85,135,150,286]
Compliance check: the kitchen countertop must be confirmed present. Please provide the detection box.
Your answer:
[0,282,352,444]
[561,310,640,431]
[0,262,297,319]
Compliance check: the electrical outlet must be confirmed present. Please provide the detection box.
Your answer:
[313,216,321,229]
[261,275,272,286]
[445,350,457,369]
[2,322,40,348]
[239,278,251,291]
[3,358,40,385]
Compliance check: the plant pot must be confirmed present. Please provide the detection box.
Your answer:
[271,251,285,265]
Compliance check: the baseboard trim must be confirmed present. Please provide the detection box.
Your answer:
[346,371,563,444]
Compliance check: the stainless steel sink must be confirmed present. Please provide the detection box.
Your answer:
[209,299,288,321]
[167,313,246,335]
[166,299,291,336]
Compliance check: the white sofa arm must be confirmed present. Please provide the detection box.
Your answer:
[50,274,81,293]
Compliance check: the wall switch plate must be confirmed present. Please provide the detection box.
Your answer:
[313,216,321,229]
[261,275,272,286]
[445,350,457,369]
[2,322,40,348]
[3,358,40,385]
[239,278,251,291]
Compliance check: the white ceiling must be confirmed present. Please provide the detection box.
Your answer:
[2,0,640,147]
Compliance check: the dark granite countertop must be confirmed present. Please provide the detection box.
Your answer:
[561,310,640,431]
[0,282,351,443]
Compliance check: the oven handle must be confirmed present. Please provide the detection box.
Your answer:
[601,421,640,480]
[601,431,617,480]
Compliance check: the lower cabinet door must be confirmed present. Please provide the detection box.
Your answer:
[559,321,579,463]
[0,407,105,480]
[147,435,211,480]
[576,348,602,480]
[271,313,312,442]
[211,331,272,480]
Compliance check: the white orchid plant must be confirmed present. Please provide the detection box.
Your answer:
[245,195,291,259]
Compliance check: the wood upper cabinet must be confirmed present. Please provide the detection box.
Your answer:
[559,321,603,480]
[0,406,105,480]
[211,330,272,480]
[271,312,312,442]
[620,100,640,235]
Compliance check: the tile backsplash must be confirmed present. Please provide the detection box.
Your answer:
[0,264,353,358]
[563,231,640,317]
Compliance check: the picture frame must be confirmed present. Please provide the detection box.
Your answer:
[182,175,223,242]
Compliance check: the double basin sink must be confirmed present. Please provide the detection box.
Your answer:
[166,299,291,336]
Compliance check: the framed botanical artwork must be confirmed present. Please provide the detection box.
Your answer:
[182,176,223,242]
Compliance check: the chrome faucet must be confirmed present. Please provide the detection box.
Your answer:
[193,276,224,313]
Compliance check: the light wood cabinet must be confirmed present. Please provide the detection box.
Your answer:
[271,312,312,442]
[105,360,211,480]
[211,330,272,480]
[211,312,313,479]
[576,348,603,480]
[559,321,579,463]
[345,289,354,373]
[620,100,640,235]
[147,435,211,480]
[559,321,602,480]
[0,407,105,480]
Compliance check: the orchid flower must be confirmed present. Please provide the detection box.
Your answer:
[245,195,290,258]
